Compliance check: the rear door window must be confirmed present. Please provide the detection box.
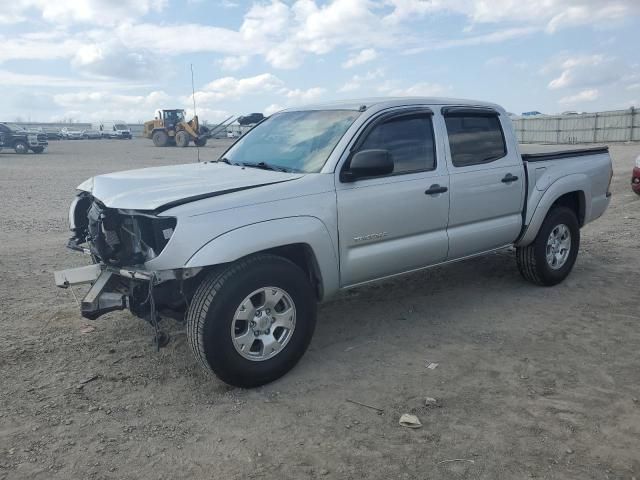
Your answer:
[444,114,506,167]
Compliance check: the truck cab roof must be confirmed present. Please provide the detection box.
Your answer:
[281,97,505,114]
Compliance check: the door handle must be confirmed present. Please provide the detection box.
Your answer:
[425,184,448,195]
[501,173,519,183]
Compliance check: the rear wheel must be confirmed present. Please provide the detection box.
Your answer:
[31,147,45,154]
[175,131,190,147]
[186,254,317,387]
[516,206,580,286]
[14,141,28,154]
[152,130,168,147]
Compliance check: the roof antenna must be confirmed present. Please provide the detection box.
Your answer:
[191,63,200,163]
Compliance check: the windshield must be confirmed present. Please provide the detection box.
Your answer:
[7,124,25,131]
[115,124,128,130]
[222,109,360,173]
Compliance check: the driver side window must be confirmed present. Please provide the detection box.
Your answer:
[357,113,436,174]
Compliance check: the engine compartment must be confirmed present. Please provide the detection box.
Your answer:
[68,192,176,267]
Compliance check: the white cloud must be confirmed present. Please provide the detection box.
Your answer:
[218,55,250,72]
[52,90,172,122]
[384,0,640,33]
[342,49,378,69]
[264,104,285,116]
[2,0,167,26]
[192,73,285,105]
[338,68,385,92]
[381,81,451,97]
[406,27,538,54]
[286,87,327,103]
[546,53,625,91]
[0,70,149,88]
[559,88,599,104]
[190,73,326,109]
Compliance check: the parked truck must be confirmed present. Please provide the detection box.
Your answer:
[54,98,612,387]
[0,123,48,153]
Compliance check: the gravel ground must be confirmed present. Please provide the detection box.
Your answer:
[0,138,639,480]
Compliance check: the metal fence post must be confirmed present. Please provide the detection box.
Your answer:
[631,107,636,142]
[593,113,598,143]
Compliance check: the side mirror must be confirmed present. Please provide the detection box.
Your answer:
[341,149,394,182]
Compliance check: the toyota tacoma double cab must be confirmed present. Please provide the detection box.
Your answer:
[54,98,612,387]
[0,123,48,153]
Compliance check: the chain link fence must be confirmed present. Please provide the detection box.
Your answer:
[513,107,639,144]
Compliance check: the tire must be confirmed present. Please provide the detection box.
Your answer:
[175,130,190,147]
[187,254,317,388]
[516,206,580,286]
[31,147,45,154]
[152,130,169,147]
[194,137,207,147]
[14,141,28,154]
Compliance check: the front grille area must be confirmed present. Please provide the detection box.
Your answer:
[85,200,176,266]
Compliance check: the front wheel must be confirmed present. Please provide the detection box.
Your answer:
[516,206,580,286]
[186,255,317,387]
[175,130,190,147]
[14,141,28,154]
[152,130,168,147]
[194,137,207,147]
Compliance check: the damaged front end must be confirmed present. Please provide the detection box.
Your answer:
[67,192,176,265]
[56,192,199,325]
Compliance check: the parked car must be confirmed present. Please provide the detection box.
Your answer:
[83,129,103,140]
[0,122,48,153]
[44,128,62,140]
[226,131,236,138]
[61,127,84,140]
[632,155,640,195]
[54,97,613,388]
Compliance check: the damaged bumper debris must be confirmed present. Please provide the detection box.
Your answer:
[54,192,200,323]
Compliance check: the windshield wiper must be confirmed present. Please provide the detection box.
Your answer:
[215,157,234,165]
[241,161,292,172]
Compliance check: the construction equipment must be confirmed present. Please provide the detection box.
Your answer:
[143,110,237,148]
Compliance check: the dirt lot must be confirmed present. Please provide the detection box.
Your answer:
[1,138,639,480]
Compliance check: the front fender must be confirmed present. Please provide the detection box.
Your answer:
[184,216,340,299]
[516,173,590,247]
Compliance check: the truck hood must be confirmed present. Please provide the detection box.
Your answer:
[78,162,304,211]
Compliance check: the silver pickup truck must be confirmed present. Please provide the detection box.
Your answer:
[55,97,612,387]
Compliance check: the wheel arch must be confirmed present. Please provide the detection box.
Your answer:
[517,174,590,247]
[183,217,340,300]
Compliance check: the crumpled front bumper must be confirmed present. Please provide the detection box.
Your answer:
[54,263,199,320]
[54,264,154,320]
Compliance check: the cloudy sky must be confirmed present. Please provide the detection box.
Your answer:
[1,0,639,123]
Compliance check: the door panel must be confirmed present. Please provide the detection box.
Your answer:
[442,111,525,259]
[337,172,449,286]
[447,164,524,258]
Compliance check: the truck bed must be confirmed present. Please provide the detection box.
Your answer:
[520,145,609,162]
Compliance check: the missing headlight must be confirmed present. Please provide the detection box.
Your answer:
[68,195,176,266]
